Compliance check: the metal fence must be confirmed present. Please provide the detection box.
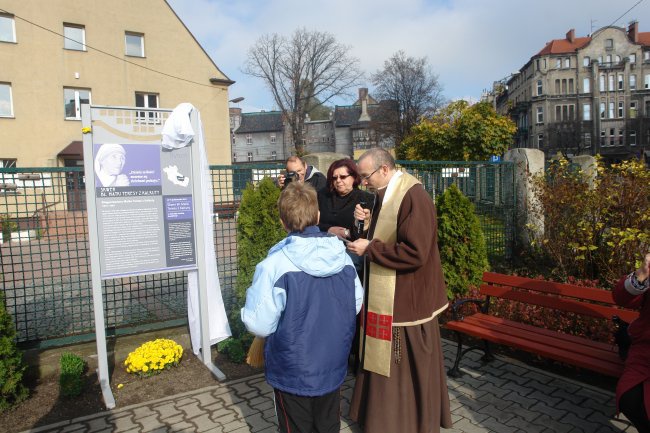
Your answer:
[0,161,513,348]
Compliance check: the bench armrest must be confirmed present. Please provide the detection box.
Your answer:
[450,298,486,321]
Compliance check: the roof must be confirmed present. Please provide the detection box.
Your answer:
[235,111,283,133]
[334,101,398,127]
[58,141,83,158]
[536,37,591,55]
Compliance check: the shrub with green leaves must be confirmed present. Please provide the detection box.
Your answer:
[0,291,28,411]
[59,352,86,398]
[219,177,285,363]
[528,157,649,284]
[436,183,489,298]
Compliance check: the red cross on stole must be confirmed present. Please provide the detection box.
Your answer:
[365,311,393,341]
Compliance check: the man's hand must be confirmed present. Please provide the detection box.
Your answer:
[353,204,371,229]
[347,238,370,256]
[277,174,286,188]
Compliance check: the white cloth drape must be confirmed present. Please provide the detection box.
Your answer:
[162,103,231,355]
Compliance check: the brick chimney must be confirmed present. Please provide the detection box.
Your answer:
[358,88,371,122]
[628,21,639,43]
[566,29,575,43]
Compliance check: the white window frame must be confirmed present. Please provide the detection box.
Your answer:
[536,80,543,96]
[583,56,590,67]
[536,106,544,124]
[608,75,615,91]
[537,134,544,149]
[582,78,590,93]
[618,101,624,118]
[135,92,160,124]
[271,150,277,160]
[270,133,276,144]
[605,39,613,50]
[63,23,86,51]
[630,75,636,90]
[629,54,636,64]
[599,74,606,92]
[63,87,91,120]
[630,101,638,118]
[0,82,13,117]
[555,58,561,69]
[0,14,16,43]
[582,104,591,121]
[645,74,650,89]
[630,131,636,146]
[600,102,606,119]
[644,51,650,61]
[608,102,615,119]
[125,32,145,57]
[233,153,237,162]
[618,74,624,90]
[246,134,252,145]
[564,58,570,68]
[247,152,253,162]
[1,158,17,168]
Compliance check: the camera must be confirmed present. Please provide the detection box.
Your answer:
[285,171,298,184]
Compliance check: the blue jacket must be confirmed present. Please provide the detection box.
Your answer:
[241,226,363,396]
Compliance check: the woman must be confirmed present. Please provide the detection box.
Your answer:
[614,252,650,433]
[95,143,130,187]
[318,158,373,243]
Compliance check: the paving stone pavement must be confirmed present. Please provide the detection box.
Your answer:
[22,338,638,433]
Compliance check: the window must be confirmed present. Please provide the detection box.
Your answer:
[583,78,590,93]
[618,74,624,90]
[536,80,543,96]
[609,128,615,147]
[1,158,16,168]
[630,131,636,146]
[0,14,16,43]
[270,133,276,144]
[569,79,574,93]
[606,54,612,64]
[247,152,253,162]
[63,87,91,120]
[555,79,561,93]
[618,101,624,118]
[232,153,237,162]
[645,74,650,89]
[564,58,570,68]
[630,74,637,90]
[600,102,606,119]
[608,102,615,118]
[583,56,590,67]
[608,74,615,91]
[582,133,591,148]
[615,55,621,63]
[0,83,13,117]
[246,134,252,145]
[618,129,624,146]
[536,106,544,124]
[135,92,159,123]
[125,32,144,57]
[600,130,606,146]
[644,51,650,61]
[599,74,606,92]
[537,134,544,149]
[561,79,567,94]
[555,58,561,69]
[271,151,277,160]
[583,104,591,121]
[598,56,603,64]
[555,104,574,121]
[629,54,636,64]
[630,101,638,117]
[605,39,613,50]
[536,59,540,70]
[63,24,85,51]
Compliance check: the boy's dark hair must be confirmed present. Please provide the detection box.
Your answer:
[278,182,318,232]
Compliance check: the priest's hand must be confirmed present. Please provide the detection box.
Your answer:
[347,238,370,256]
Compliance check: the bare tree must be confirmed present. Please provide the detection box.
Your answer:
[371,51,445,154]
[243,28,363,155]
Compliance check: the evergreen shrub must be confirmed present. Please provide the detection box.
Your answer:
[0,291,28,411]
[436,184,489,298]
[219,177,284,363]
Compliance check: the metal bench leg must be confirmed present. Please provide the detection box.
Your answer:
[481,340,495,363]
[447,331,464,378]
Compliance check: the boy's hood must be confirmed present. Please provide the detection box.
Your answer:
[269,226,348,277]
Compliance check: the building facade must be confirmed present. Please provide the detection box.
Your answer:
[493,22,650,162]
[230,88,397,163]
[0,0,233,168]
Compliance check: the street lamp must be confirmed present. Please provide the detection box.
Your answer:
[229,97,245,104]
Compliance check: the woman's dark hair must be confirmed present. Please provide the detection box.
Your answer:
[326,158,361,192]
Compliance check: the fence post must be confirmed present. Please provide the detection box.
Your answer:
[504,148,545,252]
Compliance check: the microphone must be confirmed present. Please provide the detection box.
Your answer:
[355,200,367,235]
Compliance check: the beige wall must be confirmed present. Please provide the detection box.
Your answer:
[0,0,232,166]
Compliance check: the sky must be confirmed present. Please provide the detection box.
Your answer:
[166,0,649,113]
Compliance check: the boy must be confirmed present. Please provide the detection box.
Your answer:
[241,182,363,433]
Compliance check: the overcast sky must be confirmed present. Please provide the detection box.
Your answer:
[166,0,648,113]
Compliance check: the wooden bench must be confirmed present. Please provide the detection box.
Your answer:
[446,272,639,378]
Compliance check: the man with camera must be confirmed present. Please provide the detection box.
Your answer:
[277,156,327,192]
